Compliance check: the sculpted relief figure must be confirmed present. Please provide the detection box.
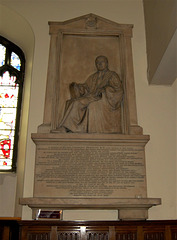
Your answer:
[59,56,123,133]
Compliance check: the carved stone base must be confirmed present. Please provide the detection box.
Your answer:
[20,197,161,220]
[25,133,161,220]
[31,133,150,199]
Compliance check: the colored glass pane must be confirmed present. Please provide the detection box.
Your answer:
[0,71,16,86]
[0,36,25,172]
[11,52,21,71]
[0,44,6,67]
[0,71,19,170]
[0,87,19,107]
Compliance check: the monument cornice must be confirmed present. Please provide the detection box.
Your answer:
[32,133,150,146]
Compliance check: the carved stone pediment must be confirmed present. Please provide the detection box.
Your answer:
[48,13,133,35]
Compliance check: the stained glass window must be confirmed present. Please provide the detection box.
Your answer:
[11,52,21,71]
[0,44,5,67]
[0,36,25,172]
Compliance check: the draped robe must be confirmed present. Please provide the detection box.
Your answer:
[59,69,123,133]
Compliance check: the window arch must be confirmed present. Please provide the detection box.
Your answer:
[0,36,25,172]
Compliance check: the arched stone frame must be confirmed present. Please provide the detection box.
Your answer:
[0,4,35,217]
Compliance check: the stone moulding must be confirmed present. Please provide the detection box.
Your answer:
[31,133,150,144]
[20,197,161,220]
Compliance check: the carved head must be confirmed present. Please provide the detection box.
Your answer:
[95,56,108,71]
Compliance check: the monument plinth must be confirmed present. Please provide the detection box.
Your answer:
[20,13,161,220]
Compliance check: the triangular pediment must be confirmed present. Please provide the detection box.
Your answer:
[49,13,133,36]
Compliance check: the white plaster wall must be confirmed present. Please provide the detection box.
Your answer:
[0,174,16,216]
[143,0,177,84]
[0,0,176,220]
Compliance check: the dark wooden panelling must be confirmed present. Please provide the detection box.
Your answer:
[1,219,177,240]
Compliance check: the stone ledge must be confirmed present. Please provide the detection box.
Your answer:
[20,197,161,220]
[31,132,150,145]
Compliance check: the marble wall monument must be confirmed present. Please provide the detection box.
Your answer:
[20,14,161,220]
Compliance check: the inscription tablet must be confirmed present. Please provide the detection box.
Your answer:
[34,142,147,198]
